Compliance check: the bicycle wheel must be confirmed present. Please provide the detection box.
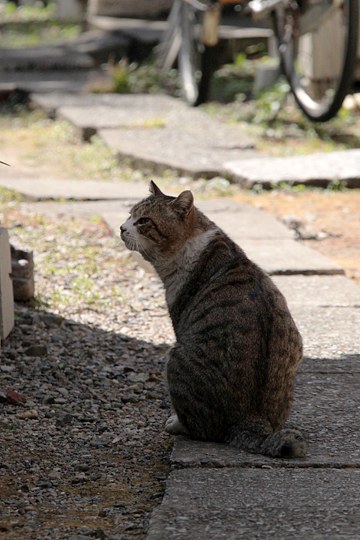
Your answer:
[156,0,182,75]
[179,1,216,105]
[274,0,359,121]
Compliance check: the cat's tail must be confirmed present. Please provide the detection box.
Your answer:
[226,421,307,459]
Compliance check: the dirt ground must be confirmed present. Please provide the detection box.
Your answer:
[234,189,360,287]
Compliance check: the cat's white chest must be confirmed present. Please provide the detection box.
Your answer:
[164,229,217,307]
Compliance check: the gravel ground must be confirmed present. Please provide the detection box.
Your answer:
[1,205,175,539]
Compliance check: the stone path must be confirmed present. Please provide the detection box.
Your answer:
[139,194,359,538]
[31,92,360,186]
[0,30,124,94]
[0,173,358,538]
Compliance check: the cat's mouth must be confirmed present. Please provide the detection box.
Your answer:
[121,231,137,251]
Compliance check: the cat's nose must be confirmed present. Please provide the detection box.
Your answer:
[120,225,126,233]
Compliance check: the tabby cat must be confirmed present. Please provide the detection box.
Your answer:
[120,181,306,458]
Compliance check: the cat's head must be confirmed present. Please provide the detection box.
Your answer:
[120,181,195,263]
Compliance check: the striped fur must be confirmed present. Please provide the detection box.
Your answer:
[121,182,306,458]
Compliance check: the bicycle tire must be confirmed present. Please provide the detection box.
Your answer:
[274,0,359,122]
[179,1,215,106]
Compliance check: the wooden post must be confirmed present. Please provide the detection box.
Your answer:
[0,227,14,346]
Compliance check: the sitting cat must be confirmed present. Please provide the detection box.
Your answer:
[120,181,306,458]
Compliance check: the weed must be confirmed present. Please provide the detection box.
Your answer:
[108,60,163,95]
[254,80,290,124]
[0,187,25,204]
[326,180,347,192]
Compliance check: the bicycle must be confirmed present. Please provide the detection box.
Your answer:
[157,0,359,122]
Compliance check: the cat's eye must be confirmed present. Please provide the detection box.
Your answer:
[136,217,150,226]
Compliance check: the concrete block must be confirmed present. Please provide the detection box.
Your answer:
[0,228,14,344]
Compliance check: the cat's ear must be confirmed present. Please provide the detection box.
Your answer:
[171,190,194,217]
[149,180,164,197]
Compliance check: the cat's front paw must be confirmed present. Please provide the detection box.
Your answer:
[165,414,188,436]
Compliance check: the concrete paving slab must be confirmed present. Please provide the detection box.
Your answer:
[16,196,343,276]
[31,92,160,117]
[32,94,360,186]
[292,305,359,358]
[170,369,360,468]
[51,94,257,176]
[0,177,146,201]
[0,46,93,71]
[198,199,293,239]
[58,94,185,140]
[70,200,343,276]
[146,468,360,539]
[0,70,110,94]
[99,123,256,177]
[34,93,256,176]
[300,354,360,373]
[97,198,294,239]
[272,275,360,307]
[225,149,360,188]
[239,238,343,276]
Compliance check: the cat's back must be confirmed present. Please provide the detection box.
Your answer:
[170,226,287,334]
[170,225,302,363]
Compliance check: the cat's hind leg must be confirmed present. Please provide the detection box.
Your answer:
[165,414,189,436]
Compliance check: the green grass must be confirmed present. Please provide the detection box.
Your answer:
[0,1,55,22]
[0,1,81,48]
[0,21,81,48]
[0,186,26,204]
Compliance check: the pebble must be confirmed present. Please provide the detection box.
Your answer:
[6,390,27,406]
[17,409,39,420]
